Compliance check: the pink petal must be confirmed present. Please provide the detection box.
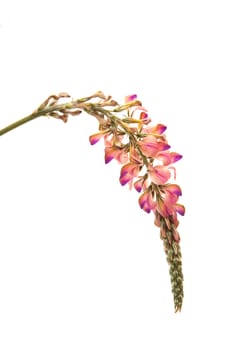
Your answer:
[104,147,128,164]
[156,152,172,165]
[120,172,132,186]
[169,166,176,180]
[104,147,114,163]
[156,152,182,166]
[116,150,129,164]
[122,163,139,176]
[156,198,172,217]
[175,204,185,216]
[163,191,179,205]
[140,111,148,120]
[165,184,182,196]
[143,124,167,135]
[138,136,170,158]
[120,163,139,185]
[125,94,137,103]
[89,132,104,145]
[139,191,154,213]
[134,178,143,192]
[170,152,182,163]
[130,148,142,164]
[149,165,171,185]
[104,135,113,147]
[154,124,167,134]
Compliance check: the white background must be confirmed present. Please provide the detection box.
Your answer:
[0,1,232,349]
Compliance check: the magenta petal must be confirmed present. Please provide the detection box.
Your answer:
[138,191,154,213]
[139,198,151,213]
[105,155,113,164]
[105,148,114,163]
[160,143,171,151]
[175,204,185,216]
[165,184,182,196]
[139,197,145,209]
[140,112,148,120]
[120,168,128,177]
[89,133,103,145]
[170,152,182,163]
[134,180,143,192]
[119,173,131,186]
[125,94,137,103]
[155,124,167,134]
[144,206,151,214]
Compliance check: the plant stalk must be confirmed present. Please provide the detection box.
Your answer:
[0,113,42,136]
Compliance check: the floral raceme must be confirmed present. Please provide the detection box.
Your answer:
[16,91,185,312]
[88,93,185,312]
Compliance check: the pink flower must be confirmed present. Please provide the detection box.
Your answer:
[129,147,142,164]
[134,178,143,192]
[154,183,185,219]
[163,184,182,196]
[134,177,148,192]
[156,152,182,166]
[139,190,155,213]
[148,165,171,185]
[175,203,185,216]
[156,197,173,217]
[89,131,109,145]
[143,124,167,135]
[138,136,170,158]
[105,147,128,164]
[139,111,151,125]
[153,183,185,219]
[161,184,182,205]
[125,94,137,103]
[104,134,124,147]
[119,163,140,186]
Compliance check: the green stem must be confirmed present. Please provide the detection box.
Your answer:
[0,101,73,137]
[0,113,41,136]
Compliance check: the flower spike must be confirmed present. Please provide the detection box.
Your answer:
[0,90,185,313]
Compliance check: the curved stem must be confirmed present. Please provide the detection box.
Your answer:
[0,113,41,136]
[0,101,75,137]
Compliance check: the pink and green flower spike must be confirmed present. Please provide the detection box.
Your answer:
[0,91,185,312]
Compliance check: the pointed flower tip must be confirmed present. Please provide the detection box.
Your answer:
[140,111,148,120]
[89,137,99,145]
[105,155,113,164]
[139,111,151,124]
[175,204,185,216]
[172,153,183,163]
[125,94,137,103]
[119,177,129,186]
[134,181,142,192]
[156,124,167,134]
[89,132,106,145]
[139,191,154,213]
[163,143,171,151]
[166,184,182,196]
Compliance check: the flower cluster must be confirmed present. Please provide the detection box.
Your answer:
[89,94,185,312]
[1,90,184,312]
